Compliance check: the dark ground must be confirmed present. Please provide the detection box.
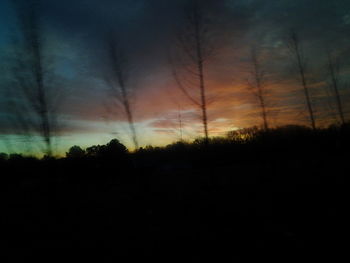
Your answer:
[0,125,348,262]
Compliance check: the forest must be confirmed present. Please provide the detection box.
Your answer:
[0,124,348,261]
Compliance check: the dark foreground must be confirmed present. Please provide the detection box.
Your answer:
[1,125,348,262]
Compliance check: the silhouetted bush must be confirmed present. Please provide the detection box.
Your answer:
[8,153,24,161]
[0,153,8,161]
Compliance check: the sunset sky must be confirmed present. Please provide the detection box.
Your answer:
[0,0,350,154]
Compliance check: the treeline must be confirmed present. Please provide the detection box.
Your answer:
[0,122,347,261]
[1,123,348,163]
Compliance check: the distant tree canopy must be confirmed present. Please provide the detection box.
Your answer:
[65,139,128,161]
[86,139,127,159]
[1,124,349,163]
[66,146,85,159]
[226,126,260,142]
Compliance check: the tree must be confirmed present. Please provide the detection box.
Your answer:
[247,46,269,130]
[171,0,214,143]
[177,104,184,142]
[103,32,139,150]
[10,0,61,155]
[286,30,316,130]
[86,139,127,160]
[326,50,345,125]
[66,146,85,159]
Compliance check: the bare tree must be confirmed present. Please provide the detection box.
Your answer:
[286,30,316,130]
[178,105,184,142]
[10,0,61,155]
[247,46,269,130]
[171,0,214,143]
[104,32,138,149]
[326,50,345,125]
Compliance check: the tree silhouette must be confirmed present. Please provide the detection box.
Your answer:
[9,0,62,155]
[66,145,85,159]
[286,30,316,130]
[103,31,139,150]
[86,139,127,160]
[326,50,345,125]
[247,46,269,130]
[171,0,215,143]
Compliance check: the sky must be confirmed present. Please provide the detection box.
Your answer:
[0,0,350,155]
